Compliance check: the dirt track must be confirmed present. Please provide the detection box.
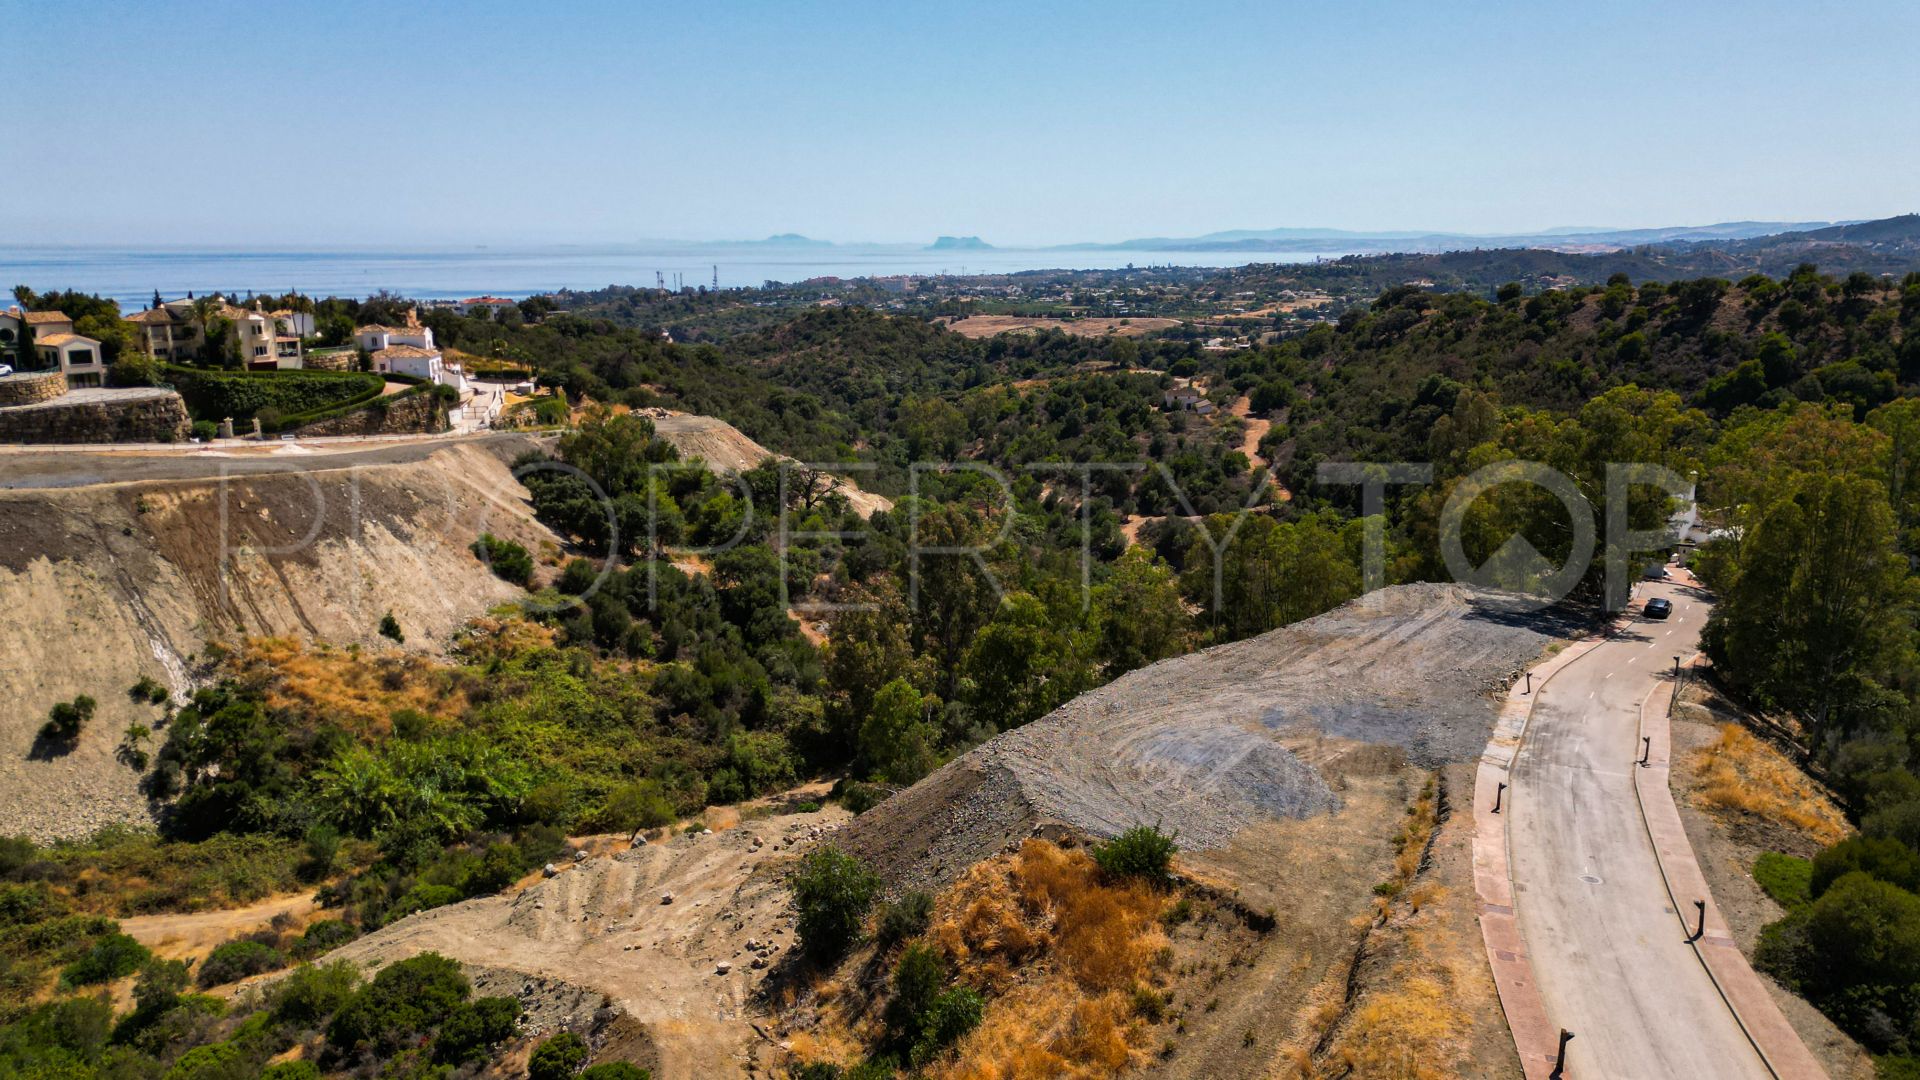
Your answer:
[329,808,852,1080]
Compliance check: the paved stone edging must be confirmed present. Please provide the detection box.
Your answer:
[1631,643,1828,1080]
[1474,618,1628,1080]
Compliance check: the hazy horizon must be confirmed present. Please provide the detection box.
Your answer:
[6,0,1919,247]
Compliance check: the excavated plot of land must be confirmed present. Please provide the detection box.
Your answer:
[844,583,1572,892]
[0,437,556,841]
[328,810,852,1080]
[649,413,893,517]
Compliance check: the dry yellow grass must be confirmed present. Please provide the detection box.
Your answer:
[794,839,1178,1080]
[1690,724,1850,846]
[223,637,465,737]
[1289,773,1474,1080]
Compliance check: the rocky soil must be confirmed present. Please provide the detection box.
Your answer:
[327,809,853,1080]
[648,412,892,517]
[0,436,557,841]
[842,583,1574,894]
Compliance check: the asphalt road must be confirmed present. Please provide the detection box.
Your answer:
[0,432,534,490]
[1509,578,1771,1079]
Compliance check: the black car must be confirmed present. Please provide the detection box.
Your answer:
[1644,597,1673,620]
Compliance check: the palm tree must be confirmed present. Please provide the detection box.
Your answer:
[188,295,224,365]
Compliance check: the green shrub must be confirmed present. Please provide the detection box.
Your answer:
[267,960,360,1027]
[471,533,534,587]
[835,781,887,815]
[379,612,405,643]
[1754,852,1814,909]
[1756,872,1920,1052]
[260,1063,323,1080]
[39,695,96,743]
[110,351,164,388]
[0,882,59,926]
[430,995,522,1064]
[325,951,469,1056]
[61,931,151,986]
[384,883,463,924]
[1812,835,1920,898]
[1092,825,1177,884]
[881,943,982,1065]
[912,987,984,1066]
[191,420,218,441]
[599,779,677,841]
[877,891,933,946]
[168,367,383,423]
[290,919,358,960]
[528,1031,589,1080]
[0,996,113,1064]
[162,1040,253,1080]
[1875,1055,1920,1080]
[789,846,880,962]
[886,943,946,1035]
[197,939,286,987]
[128,676,170,706]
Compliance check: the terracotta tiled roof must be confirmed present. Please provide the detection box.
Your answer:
[374,345,440,359]
[22,311,70,325]
[35,332,99,347]
[127,308,181,324]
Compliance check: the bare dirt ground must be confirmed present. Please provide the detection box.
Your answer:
[0,437,556,841]
[121,891,321,968]
[1228,394,1271,469]
[940,315,1182,339]
[830,586,1573,1073]
[1671,687,1874,1080]
[646,412,893,517]
[1288,762,1522,1079]
[1229,296,1333,319]
[328,806,853,1080]
[842,585,1571,895]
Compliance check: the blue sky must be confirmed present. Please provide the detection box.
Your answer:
[5,0,1918,246]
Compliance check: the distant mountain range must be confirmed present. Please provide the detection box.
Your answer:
[1051,220,1859,254]
[1208,214,1920,291]
[705,218,1914,257]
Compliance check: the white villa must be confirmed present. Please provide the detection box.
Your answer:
[128,297,305,369]
[0,307,106,386]
[355,309,500,428]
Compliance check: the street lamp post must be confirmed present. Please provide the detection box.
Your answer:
[1550,1029,1575,1079]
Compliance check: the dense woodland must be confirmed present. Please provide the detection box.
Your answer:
[7,265,1920,1076]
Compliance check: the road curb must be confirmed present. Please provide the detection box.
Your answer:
[1473,617,1627,1080]
[1630,631,1828,1080]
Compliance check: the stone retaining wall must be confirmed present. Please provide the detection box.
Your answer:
[0,371,68,406]
[303,349,357,372]
[0,391,191,444]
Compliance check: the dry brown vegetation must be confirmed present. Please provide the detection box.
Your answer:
[221,637,466,738]
[941,316,1182,340]
[788,838,1181,1079]
[939,840,1173,1079]
[1286,774,1488,1080]
[1688,723,1850,847]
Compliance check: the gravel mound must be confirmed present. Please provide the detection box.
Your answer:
[845,584,1568,889]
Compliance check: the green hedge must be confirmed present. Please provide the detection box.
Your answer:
[167,366,384,424]
[270,375,442,433]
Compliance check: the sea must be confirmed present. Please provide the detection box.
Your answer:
[0,244,1327,309]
